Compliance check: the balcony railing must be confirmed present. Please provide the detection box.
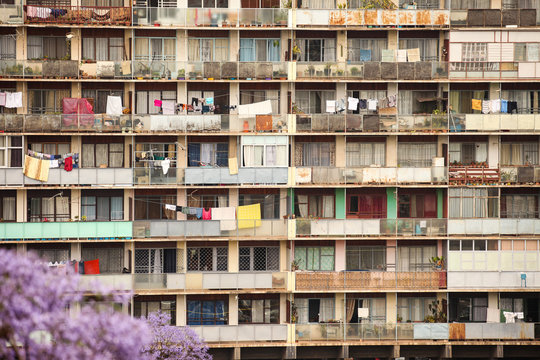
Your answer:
[199,272,287,290]
[296,113,397,133]
[134,273,186,290]
[449,62,540,80]
[449,166,500,185]
[452,113,540,133]
[294,166,447,185]
[191,324,287,343]
[448,271,540,289]
[450,8,538,27]
[24,5,131,25]
[448,219,540,235]
[296,62,448,80]
[79,274,133,291]
[500,166,540,184]
[185,167,288,185]
[18,168,133,186]
[295,271,446,291]
[295,9,449,27]
[295,218,447,237]
[133,7,289,27]
[0,221,133,241]
[295,323,537,342]
[133,219,288,239]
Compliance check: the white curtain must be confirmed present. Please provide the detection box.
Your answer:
[3,197,15,221]
[295,298,308,324]
[399,38,439,61]
[398,143,436,167]
[82,144,95,168]
[0,36,16,59]
[320,298,334,322]
[297,195,308,218]
[475,143,488,162]
[322,195,334,218]
[398,91,413,115]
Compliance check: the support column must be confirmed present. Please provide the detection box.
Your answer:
[335,240,346,271]
[176,294,186,326]
[335,293,344,322]
[229,294,238,325]
[386,135,397,167]
[16,189,25,222]
[335,135,346,168]
[335,188,345,219]
[386,239,396,271]
[386,188,397,219]
[386,292,397,323]
[71,189,80,221]
[15,27,27,60]
[488,135,499,169]
[228,240,239,272]
[70,243,81,261]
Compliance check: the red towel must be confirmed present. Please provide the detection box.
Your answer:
[84,259,100,274]
[203,208,212,220]
[64,156,73,171]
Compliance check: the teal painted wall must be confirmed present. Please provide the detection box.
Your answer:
[335,188,345,219]
[437,189,444,219]
[386,187,397,219]
[288,188,294,215]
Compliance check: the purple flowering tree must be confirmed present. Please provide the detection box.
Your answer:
[0,249,211,360]
[143,312,211,360]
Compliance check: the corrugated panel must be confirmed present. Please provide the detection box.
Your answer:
[488,43,501,62]
[449,43,462,62]
[518,62,535,78]
[501,43,514,61]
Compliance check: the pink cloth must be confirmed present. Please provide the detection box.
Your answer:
[0,92,5,106]
[202,208,212,220]
[154,99,162,107]
[62,98,94,127]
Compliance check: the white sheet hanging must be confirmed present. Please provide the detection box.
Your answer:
[106,95,123,115]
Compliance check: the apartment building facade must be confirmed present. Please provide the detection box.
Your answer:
[0,0,539,358]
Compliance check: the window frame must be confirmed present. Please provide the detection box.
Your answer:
[134,37,176,61]
[27,36,69,60]
[187,247,228,272]
[82,36,124,61]
[81,194,124,221]
[0,136,23,168]
[187,299,228,325]
[295,193,335,219]
[238,246,280,272]
[239,38,281,62]
[346,142,386,167]
[0,191,16,222]
[238,297,279,324]
[188,38,229,62]
[135,300,176,325]
[397,296,436,323]
[28,192,71,222]
[449,188,499,218]
[294,246,335,271]
[82,142,124,168]
[135,90,176,114]
[346,246,387,271]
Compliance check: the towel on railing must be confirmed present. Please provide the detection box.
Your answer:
[211,207,236,231]
[24,155,49,182]
[237,203,261,229]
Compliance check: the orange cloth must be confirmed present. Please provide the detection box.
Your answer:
[472,99,482,111]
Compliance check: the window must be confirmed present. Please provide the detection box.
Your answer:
[346,142,385,167]
[515,43,540,62]
[450,296,487,322]
[346,246,386,271]
[28,245,70,263]
[449,143,488,165]
[398,90,438,115]
[397,143,436,167]
[239,247,279,271]
[295,298,334,323]
[398,193,437,218]
[239,193,280,219]
[295,90,336,114]
[501,194,538,218]
[294,246,335,271]
[348,38,387,62]
[82,142,124,168]
[187,299,227,325]
[449,90,489,114]
[81,89,123,114]
[82,37,123,61]
[187,247,228,271]
[296,39,336,62]
[27,36,68,60]
[81,247,123,273]
[347,193,386,219]
[238,297,279,324]
[28,89,71,114]
[188,38,229,62]
[450,0,489,9]
[449,188,499,218]
[240,90,280,114]
[397,246,436,272]
[30,141,70,156]
[187,143,228,167]
[501,143,539,165]
[0,35,16,59]
[0,192,15,222]
[397,297,436,322]
[81,195,123,221]
[398,0,441,8]
[346,298,386,323]
[239,39,280,62]
[136,90,176,114]
[0,136,22,168]
[296,142,335,167]
[135,300,176,325]
[134,195,177,220]
[29,192,70,222]
[135,248,178,273]
[134,37,176,61]
[186,192,228,220]
[295,194,335,218]
[81,0,123,5]
[399,38,439,61]
[241,136,288,167]
[134,143,177,178]
[461,43,487,62]
[187,0,228,7]
[448,239,499,252]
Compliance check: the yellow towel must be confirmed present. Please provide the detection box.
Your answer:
[23,155,49,182]
[237,203,261,229]
[472,99,482,111]
[228,157,238,175]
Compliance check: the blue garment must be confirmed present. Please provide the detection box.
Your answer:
[501,100,508,113]
[360,49,372,62]
[196,207,203,219]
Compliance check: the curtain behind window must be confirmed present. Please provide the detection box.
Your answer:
[0,36,16,59]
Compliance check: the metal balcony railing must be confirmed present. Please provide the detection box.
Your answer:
[24,5,131,25]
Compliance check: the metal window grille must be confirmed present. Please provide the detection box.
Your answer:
[239,247,279,271]
[135,249,163,273]
[81,248,123,274]
[34,248,70,263]
[187,247,228,271]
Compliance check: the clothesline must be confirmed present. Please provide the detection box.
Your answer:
[162,203,261,230]
[0,92,22,108]
[471,99,518,114]
[325,94,397,114]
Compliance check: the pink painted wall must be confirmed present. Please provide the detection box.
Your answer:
[335,240,346,271]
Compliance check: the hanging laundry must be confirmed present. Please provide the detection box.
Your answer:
[175,205,183,212]
[508,101,518,114]
[23,155,50,182]
[50,159,59,168]
[162,100,175,115]
[84,259,100,275]
[407,48,421,62]
[358,99,367,110]
[336,99,345,113]
[396,49,407,62]
[0,92,5,106]
[387,94,397,108]
[348,97,359,111]
[359,49,371,62]
[237,203,261,229]
[202,208,212,220]
[211,207,236,231]
[165,204,176,211]
[64,156,73,172]
[501,99,508,113]
[471,99,482,111]
[106,95,123,115]
[228,157,238,175]
[326,100,336,113]
[154,99,162,107]
[5,92,22,108]
[205,97,214,105]
[238,100,272,116]
[367,99,378,111]
[482,100,490,114]
[195,207,203,219]
[161,158,170,175]
[490,99,501,113]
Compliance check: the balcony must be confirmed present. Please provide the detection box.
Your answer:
[0,113,133,133]
[133,219,288,239]
[191,272,287,290]
[133,167,177,185]
[448,271,540,289]
[0,221,132,241]
[295,271,446,291]
[296,113,397,133]
[294,166,447,185]
[133,8,289,27]
[451,113,540,133]
[191,324,287,343]
[19,168,133,186]
[184,167,288,185]
[448,219,540,235]
[451,8,537,27]
[296,62,448,81]
[500,166,540,184]
[24,5,131,25]
[449,166,500,185]
[295,8,449,27]
[295,323,537,342]
[449,62,540,80]
[79,274,133,291]
[294,219,447,238]
[134,273,186,291]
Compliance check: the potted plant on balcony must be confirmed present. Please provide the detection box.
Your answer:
[350,67,360,76]
[177,69,185,80]
[424,299,447,323]
[305,65,315,76]
[429,256,444,270]
[292,45,301,61]
[324,63,332,76]
[291,259,300,271]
